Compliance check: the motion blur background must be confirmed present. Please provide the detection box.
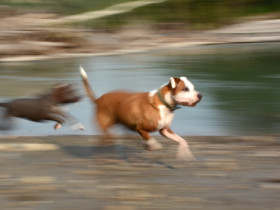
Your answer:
[0,0,279,136]
[0,1,280,210]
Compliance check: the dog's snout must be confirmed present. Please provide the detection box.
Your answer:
[197,93,202,100]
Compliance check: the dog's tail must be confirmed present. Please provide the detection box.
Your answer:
[79,66,97,103]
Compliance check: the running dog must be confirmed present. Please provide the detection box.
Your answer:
[80,66,202,160]
[0,84,85,131]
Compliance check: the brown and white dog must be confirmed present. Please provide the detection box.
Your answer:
[80,66,202,160]
[0,84,85,131]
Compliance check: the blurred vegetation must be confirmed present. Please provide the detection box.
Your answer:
[1,0,280,29]
[0,0,129,14]
[85,0,280,30]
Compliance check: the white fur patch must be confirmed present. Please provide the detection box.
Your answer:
[157,105,174,130]
[71,122,85,131]
[180,77,194,91]
[80,65,88,79]
[146,138,162,150]
[149,89,157,97]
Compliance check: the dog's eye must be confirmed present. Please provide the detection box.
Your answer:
[183,87,189,91]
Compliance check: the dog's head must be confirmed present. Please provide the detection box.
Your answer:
[168,77,202,107]
[51,84,81,104]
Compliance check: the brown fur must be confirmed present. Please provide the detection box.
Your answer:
[0,84,83,130]
[80,66,202,160]
[95,91,161,136]
[80,67,174,141]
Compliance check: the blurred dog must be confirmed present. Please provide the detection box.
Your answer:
[0,83,85,131]
[80,66,202,160]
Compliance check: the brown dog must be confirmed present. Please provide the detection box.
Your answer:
[0,84,85,131]
[80,66,202,160]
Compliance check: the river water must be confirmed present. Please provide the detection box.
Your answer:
[0,42,279,136]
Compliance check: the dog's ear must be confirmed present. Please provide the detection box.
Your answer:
[169,77,181,89]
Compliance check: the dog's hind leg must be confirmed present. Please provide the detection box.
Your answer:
[136,127,162,151]
[96,112,116,145]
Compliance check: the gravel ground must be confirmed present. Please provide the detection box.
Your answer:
[0,135,279,209]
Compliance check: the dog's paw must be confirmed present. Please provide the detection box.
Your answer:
[71,123,85,131]
[176,145,195,161]
[145,138,163,151]
[54,123,62,130]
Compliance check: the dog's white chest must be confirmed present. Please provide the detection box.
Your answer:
[157,105,174,130]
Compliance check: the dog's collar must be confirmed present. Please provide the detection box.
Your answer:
[156,91,179,112]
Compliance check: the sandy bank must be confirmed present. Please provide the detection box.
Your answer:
[1,16,280,62]
[0,135,279,209]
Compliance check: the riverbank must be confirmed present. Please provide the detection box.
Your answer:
[0,135,279,209]
[1,10,280,62]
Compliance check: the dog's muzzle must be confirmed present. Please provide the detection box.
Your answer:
[179,93,202,107]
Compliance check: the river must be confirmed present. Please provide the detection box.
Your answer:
[0,42,279,136]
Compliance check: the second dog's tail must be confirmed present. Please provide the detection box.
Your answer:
[80,66,97,103]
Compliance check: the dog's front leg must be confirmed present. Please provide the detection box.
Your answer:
[136,127,162,150]
[51,107,85,131]
[45,114,65,130]
[160,127,195,161]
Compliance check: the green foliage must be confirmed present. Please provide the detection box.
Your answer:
[1,0,280,29]
[87,0,280,29]
[0,0,129,14]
